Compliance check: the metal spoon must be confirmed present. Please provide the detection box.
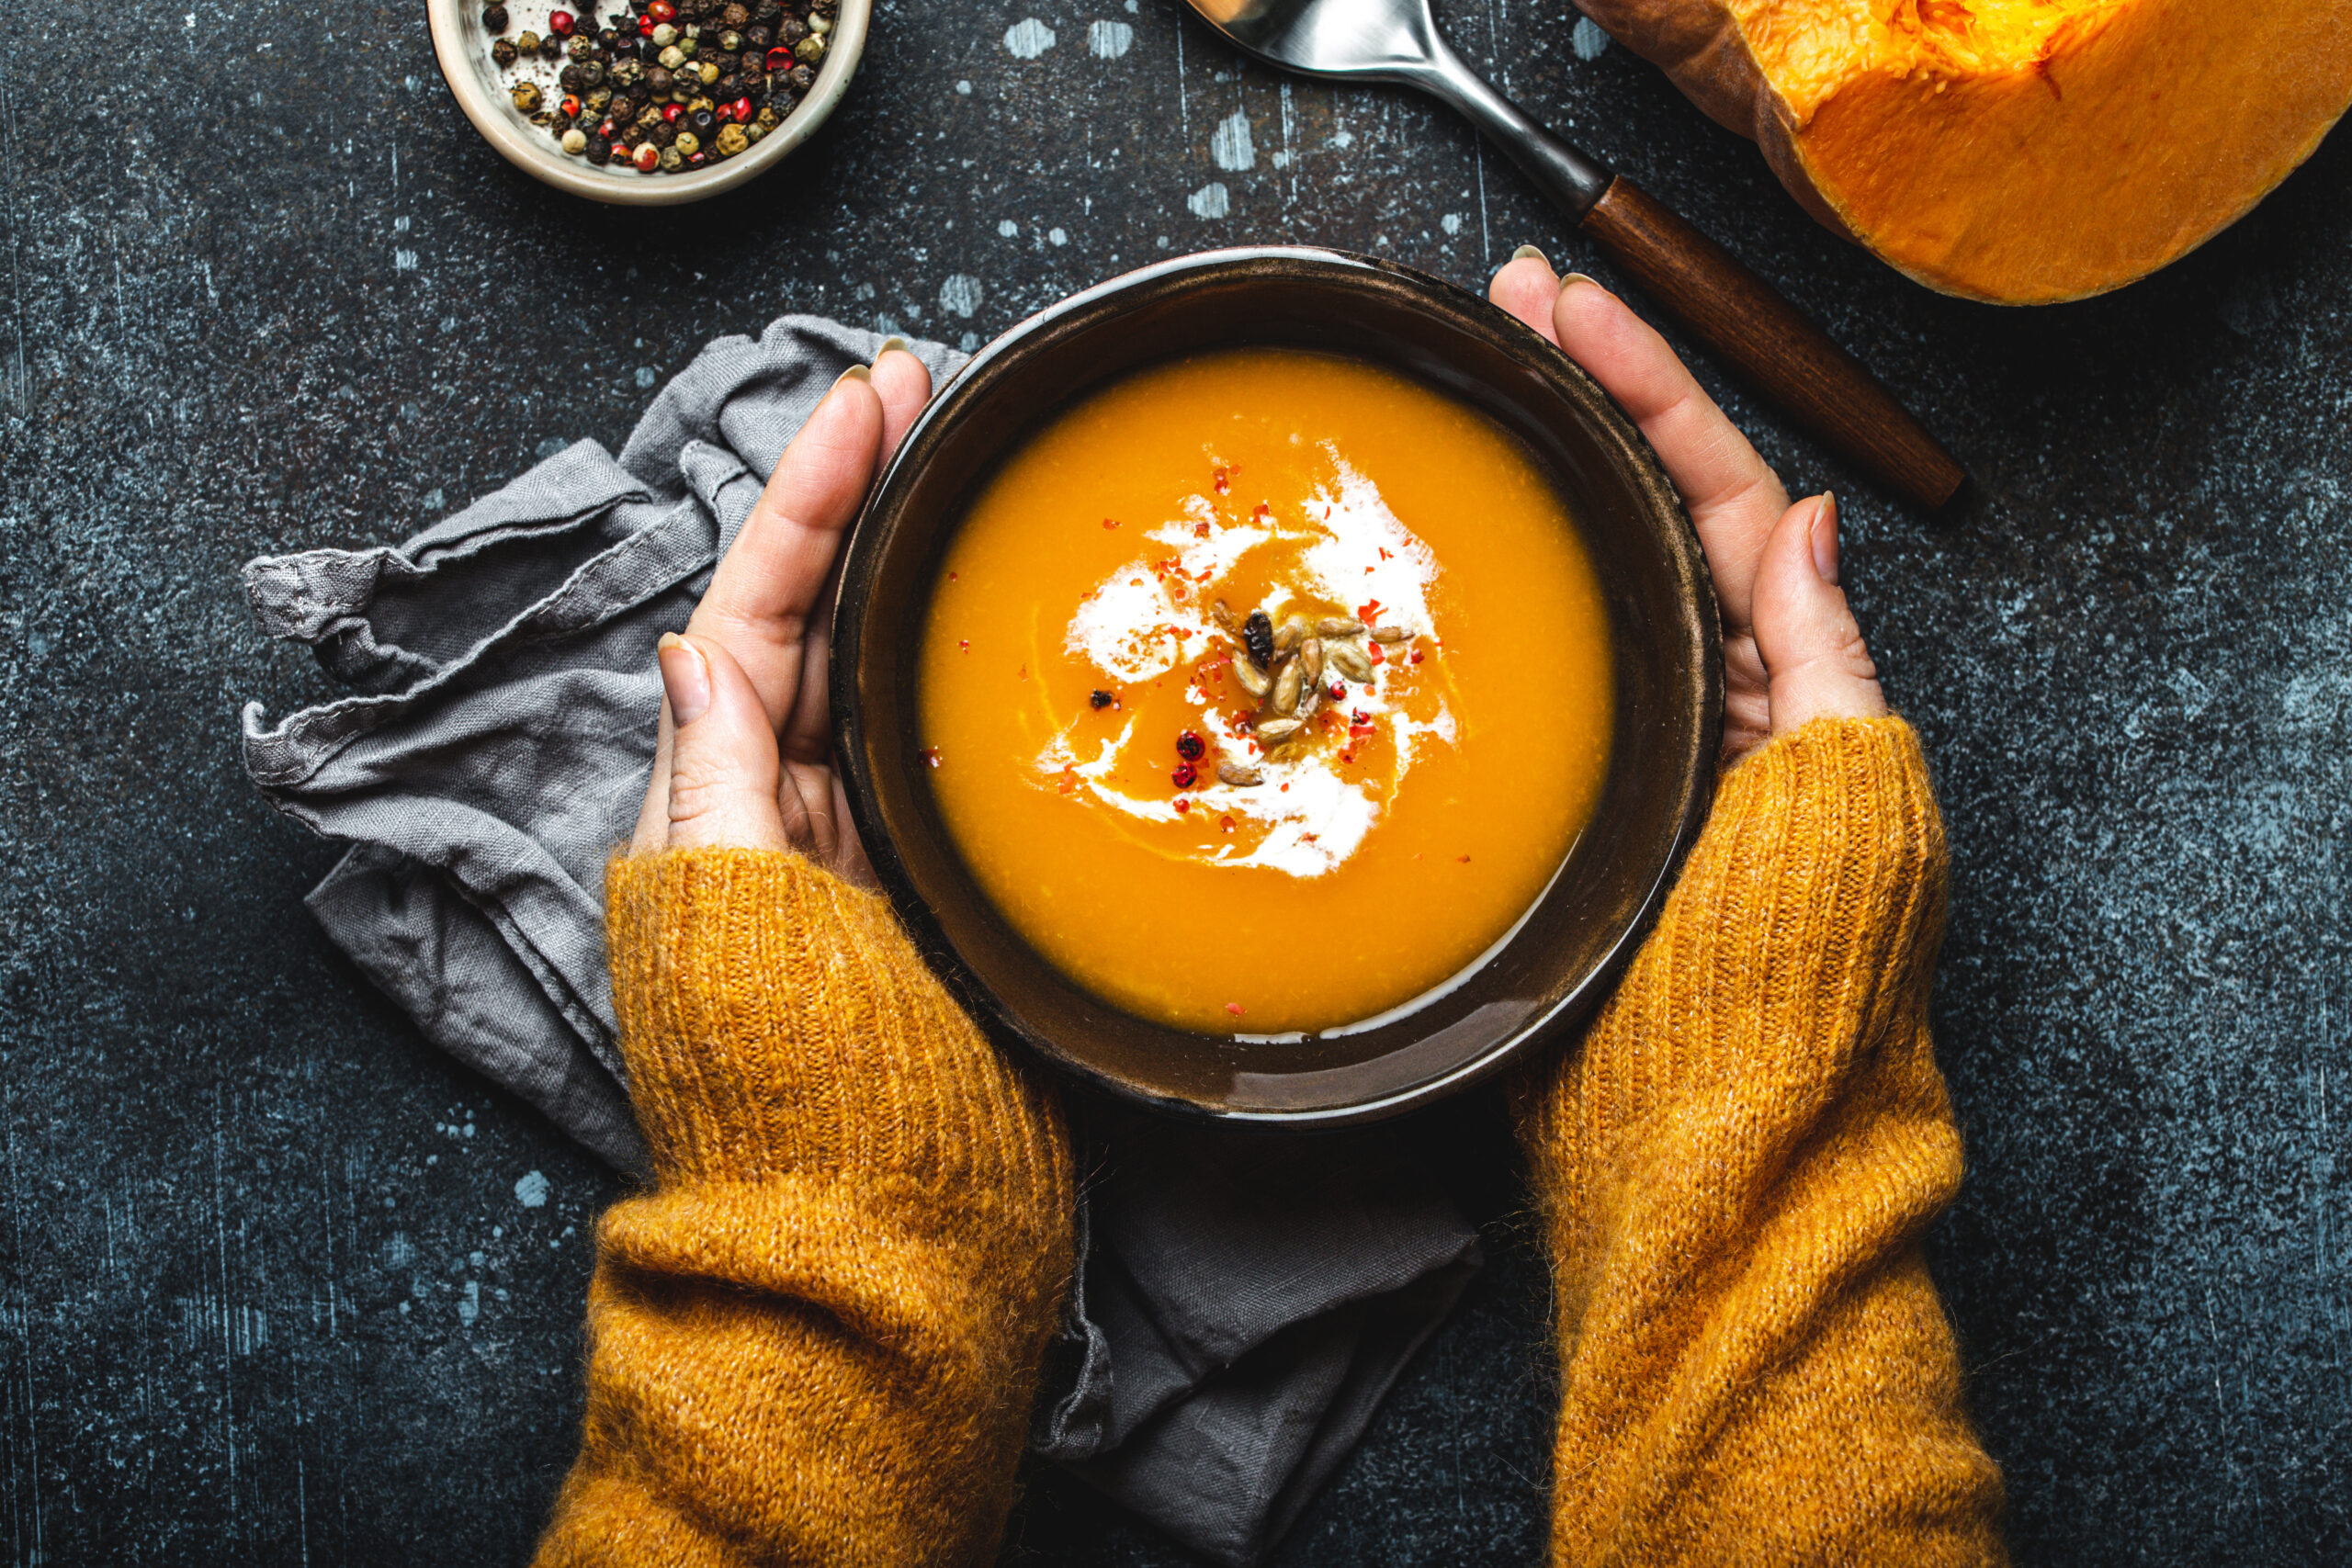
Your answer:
[1182,0,1965,511]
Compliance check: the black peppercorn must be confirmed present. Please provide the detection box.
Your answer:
[609,56,642,85]
[560,62,584,89]
[490,35,518,64]
[649,116,676,145]
[713,73,739,98]
[776,15,805,41]
[1242,610,1274,667]
[482,3,509,29]
[587,135,612,164]
[785,62,813,90]
[719,2,748,25]
[743,24,769,47]
[643,63,672,95]
[687,105,717,137]
[739,48,763,73]
[539,29,563,57]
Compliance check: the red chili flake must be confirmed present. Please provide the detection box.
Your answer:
[1340,750,1354,763]
[1226,1001,1245,1016]
[1368,641,1385,664]
[1213,466,1231,495]
[920,747,943,768]
[1378,547,1392,560]
[548,8,575,33]
[957,638,969,652]
[1349,725,1376,739]
[1409,649,1425,664]
[1364,566,1374,574]
[1174,798,1192,813]
[1328,682,1346,701]
[1172,761,1198,787]
[1103,517,1122,529]
[1176,730,1205,761]
[1018,666,1028,682]
[1457,854,1472,863]
[1193,522,1211,538]
[1057,769,1078,795]
[948,571,959,580]
[1220,815,1236,833]
[1252,502,1272,524]
[1357,599,1383,622]
[1280,782,1290,793]
[1352,709,1371,723]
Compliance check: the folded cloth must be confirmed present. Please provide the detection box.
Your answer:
[237,314,1482,1565]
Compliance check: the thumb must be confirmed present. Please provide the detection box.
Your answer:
[656,633,793,852]
[1750,494,1888,738]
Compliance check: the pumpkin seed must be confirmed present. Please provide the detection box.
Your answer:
[1317,616,1363,637]
[1232,656,1271,698]
[1216,761,1263,787]
[1371,624,1409,642]
[1326,641,1374,682]
[1299,637,1324,683]
[1272,659,1303,715]
[1273,615,1309,654]
[1255,717,1303,744]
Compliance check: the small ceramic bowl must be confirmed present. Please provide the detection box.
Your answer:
[425,0,867,205]
[833,248,1722,1125]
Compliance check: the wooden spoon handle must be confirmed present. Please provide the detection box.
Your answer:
[1579,176,1965,513]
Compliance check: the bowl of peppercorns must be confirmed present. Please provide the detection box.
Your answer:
[428,0,864,202]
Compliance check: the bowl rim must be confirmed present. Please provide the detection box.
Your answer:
[424,0,868,206]
[832,245,1722,1125]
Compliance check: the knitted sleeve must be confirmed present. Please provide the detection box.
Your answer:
[1515,716,2007,1566]
[532,850,1075,1568]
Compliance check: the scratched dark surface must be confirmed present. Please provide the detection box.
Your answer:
[2,0,2347,1558]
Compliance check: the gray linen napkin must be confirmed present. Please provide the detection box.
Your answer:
[238,313,1481,1565]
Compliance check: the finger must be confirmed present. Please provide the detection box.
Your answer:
[629,699,677,856]
[1489,246,1564,344]
[871,340,934,468]
[658,633,793,852]
[687,370,887,728]
[1550,277,1789,630]
[1749,494,1887,736]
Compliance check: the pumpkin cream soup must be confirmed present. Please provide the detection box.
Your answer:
[917,347,1611,1035]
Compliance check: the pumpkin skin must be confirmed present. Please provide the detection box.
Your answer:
[1575,0,2352,303]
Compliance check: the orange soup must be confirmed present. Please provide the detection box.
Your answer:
[918,347,1612,1035]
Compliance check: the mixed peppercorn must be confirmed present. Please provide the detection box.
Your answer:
[481,0,833,175]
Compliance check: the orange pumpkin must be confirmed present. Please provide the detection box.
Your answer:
[1576,0,2352,302]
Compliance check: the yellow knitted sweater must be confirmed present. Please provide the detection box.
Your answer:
[534,716,2005,1565]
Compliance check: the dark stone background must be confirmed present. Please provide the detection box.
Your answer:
[2,0,2346,1556]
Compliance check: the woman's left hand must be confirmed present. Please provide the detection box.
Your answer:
[629,344,934,877]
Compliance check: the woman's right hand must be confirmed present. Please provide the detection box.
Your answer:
[1490,254,1887,765]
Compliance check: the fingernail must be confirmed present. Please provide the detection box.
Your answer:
[876,335,910,357]
[657,632,711,726]
[1560,272,1602,290]
[832,363,872,388]
[1810,493,1840,585]
[1510,244,1551,268]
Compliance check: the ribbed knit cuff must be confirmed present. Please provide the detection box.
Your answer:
[1524,715,1949,1155]
[605,848,1070,1215]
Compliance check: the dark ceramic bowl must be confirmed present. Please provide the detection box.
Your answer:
[832,247,1720,1125]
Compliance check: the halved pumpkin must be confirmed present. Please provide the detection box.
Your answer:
[1575,0,2352,302]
